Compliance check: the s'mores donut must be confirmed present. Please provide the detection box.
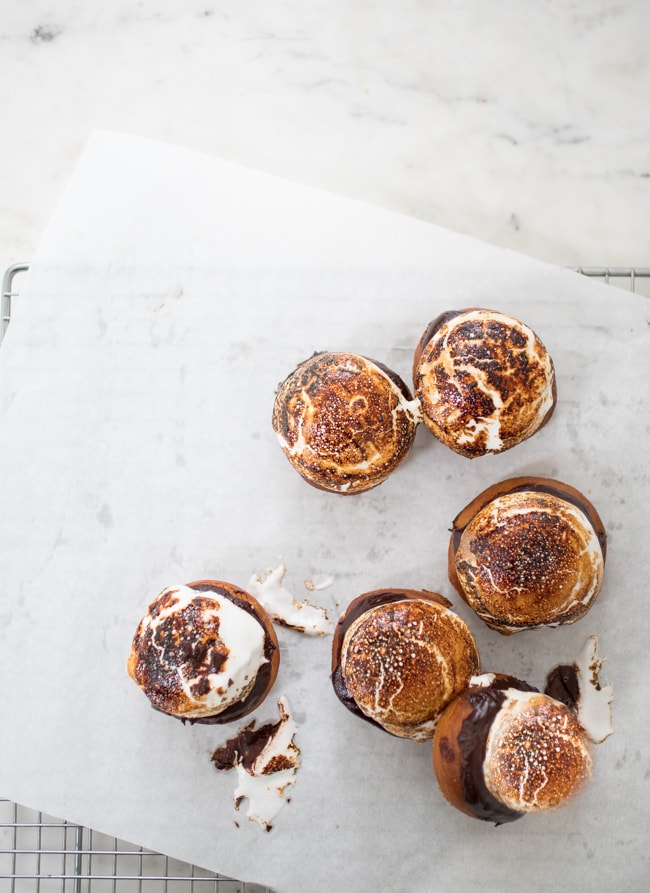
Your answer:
[413,309,556,457]
[272,351,419,494]
[432,638,613,824]
[331,589,480,741]
[127,581,279,723]
[448,477,606,634]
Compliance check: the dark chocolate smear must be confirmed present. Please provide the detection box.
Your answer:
[456,675,538,825]
[544,663,580,712]
[211,718,282,773]
[330,592,415,734]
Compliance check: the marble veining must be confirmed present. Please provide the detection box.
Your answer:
[0,0,648,269]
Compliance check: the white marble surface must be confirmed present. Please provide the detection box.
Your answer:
[1,0,649,269]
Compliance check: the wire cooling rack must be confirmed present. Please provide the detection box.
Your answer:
[2,264,650,347]
[1,262,649,893]
[0,797,273,893]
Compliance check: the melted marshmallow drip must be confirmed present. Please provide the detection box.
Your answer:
[456,414,504,451]
[469,673,497,688]
[276,426,306,456]
[370,359,422,424]
[247,565,334,636]
[304,575,335,591]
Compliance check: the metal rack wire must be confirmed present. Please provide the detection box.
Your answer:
[572,265,650,295]
[1,262,648,893]
[0,797,272,892]
[1,261,28,344]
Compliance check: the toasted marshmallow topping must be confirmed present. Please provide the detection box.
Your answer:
[272,351,419,493]
[414,309,555,457]
[247,564,334,636]
[483,689,592,813]
[455,490,604,632]
[128,585,267,719]
[341,598,480,741]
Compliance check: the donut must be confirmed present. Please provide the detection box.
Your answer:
[433,640,612,823]
[413,308,556,457]
[331,589,480,741]
[272,351,419,493]
[448,477,606,634]
[432,674,593,823]
[127,580,280,723]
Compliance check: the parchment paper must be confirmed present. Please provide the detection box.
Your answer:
[1,131,648,893]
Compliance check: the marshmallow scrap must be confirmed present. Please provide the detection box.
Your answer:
[247,564,334,636]
[211,697,300,831]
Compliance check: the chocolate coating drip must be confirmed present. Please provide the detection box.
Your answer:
[331,591,415,730]
[331,663,379,728]
[456,676,538,825]
[544,664,580,712]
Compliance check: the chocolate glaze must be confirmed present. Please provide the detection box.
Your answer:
[413,309,470,375]
[331,663,378,728]
[331,591,415,732]
[455,675,538,825]
[370,356,416,403]
[544,663,580,712]
[450,479,607,559]
[153,582,278,726]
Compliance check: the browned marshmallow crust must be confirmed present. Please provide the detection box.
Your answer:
[448,477,606,634]
[127,580,280,724]
[413,309,556,457]
[433,674,593,823]
[272,352,418,493]
[331,589,480,741]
